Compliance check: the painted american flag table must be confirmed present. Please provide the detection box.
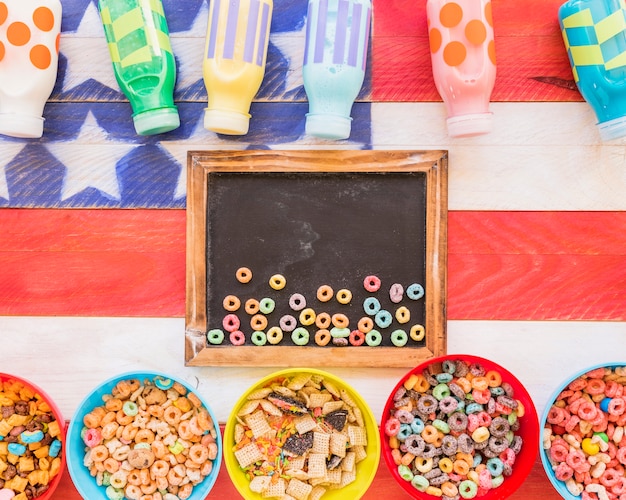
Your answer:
[1,0,625,498]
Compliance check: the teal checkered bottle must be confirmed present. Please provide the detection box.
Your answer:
[98,0,180,135]
[559,0,626,140]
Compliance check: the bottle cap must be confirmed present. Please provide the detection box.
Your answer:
[0,113,44,139]
[305,113,352,140]
[597,116,626,141]
[133,107,180,136]
[446,112,493,138]
[204,109,250,135]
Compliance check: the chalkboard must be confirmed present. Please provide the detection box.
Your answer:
[185,150,447,367]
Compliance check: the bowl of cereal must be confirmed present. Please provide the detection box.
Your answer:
[66,371,221,500]
[540,362,626,499]
[224,368,380,499]
[0,373,65,500]
[380,355,540,499]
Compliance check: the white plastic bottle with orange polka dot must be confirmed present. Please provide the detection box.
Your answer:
[0,0,61,138]
[427,0,496,137]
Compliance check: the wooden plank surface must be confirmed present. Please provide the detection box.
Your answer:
[1,0,623,498]
[1,209,624,320]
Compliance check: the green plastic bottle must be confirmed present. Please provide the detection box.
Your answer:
[98,0,180,135]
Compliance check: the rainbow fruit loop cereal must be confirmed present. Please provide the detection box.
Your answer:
[543,366,626,499]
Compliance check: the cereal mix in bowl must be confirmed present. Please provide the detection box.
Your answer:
[541,363,626,500]
[224,368,380,500]
[0,374,64,500]
[381,355,539,500]
[66,372,221,500]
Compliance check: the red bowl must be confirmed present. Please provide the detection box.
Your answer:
[0,373,65,500]
[380,354,539,500]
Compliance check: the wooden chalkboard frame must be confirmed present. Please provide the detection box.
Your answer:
[185,150,447,367]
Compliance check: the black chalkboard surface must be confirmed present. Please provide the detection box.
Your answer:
[185,150,447,367]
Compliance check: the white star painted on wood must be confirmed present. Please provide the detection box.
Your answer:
[0,143,24,200]
[170,1,208,91]
[270,22,306,94]
[60,2,118,93]
[46,112,134,201]
[160,113,250,200]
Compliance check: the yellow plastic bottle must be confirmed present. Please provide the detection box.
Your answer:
[203,0,273,135]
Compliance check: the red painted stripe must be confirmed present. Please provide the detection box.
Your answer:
[0,209,186,317]
[371,0,578,102]
[52,427,559,499]
[1,210,624,320]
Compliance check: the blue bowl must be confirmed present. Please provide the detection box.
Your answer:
[66,371,222,499]
[540,362,625,499]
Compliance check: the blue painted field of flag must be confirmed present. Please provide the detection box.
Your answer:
[0,0,372,208]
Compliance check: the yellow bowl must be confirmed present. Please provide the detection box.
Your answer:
[224,368,380,500]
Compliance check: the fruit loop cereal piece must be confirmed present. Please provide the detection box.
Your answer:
[230,330,245,346]
[391,329,408,347]
[389,283,404,303]
[299,308,316,326]
[289,293,306,311]
[279,314,297,332]
[316,285,334,302]
[363,297,381,316]
[406,283,425,300]
[315,329,331,346]
[223,314,240,332]
[315,312,331,329]
[223,295,241,312]
[384,359,526,498]
[291,327,310,346]
[231,373,370,498]
[250,314,268,331]
[259,297,276,315]
[236,267,253,283]
[251,330,267,346]
[375,310,393,329]
[80,376,218,500]
[365,329,382,346]
[349,329,365,346]
[331,313,350,329]
[357,316,374,333]
[267,326,284,345]
[245,298,260,315]
[410,324,425,342]
[395,306,411,324]
[544,365,626,497]
[336,288,353,304]
[269,274,286,290]
[0,378,64,499]
[363,275,381,292]
[207,328,225,345]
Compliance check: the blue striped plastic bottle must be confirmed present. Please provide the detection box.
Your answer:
[302,0,371,140]
[559,0,626,140]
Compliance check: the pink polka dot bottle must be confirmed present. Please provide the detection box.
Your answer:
[0,0,61,138]
[427,0,496,137]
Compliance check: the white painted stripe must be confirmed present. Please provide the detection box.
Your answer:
[2,317,623,423]
[371,102,626,211]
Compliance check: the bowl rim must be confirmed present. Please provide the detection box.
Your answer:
[0,372,66,500]
[65,370,222,500]
[223,367,381,500]
[539,361,626,500]
[379,354,540,500]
